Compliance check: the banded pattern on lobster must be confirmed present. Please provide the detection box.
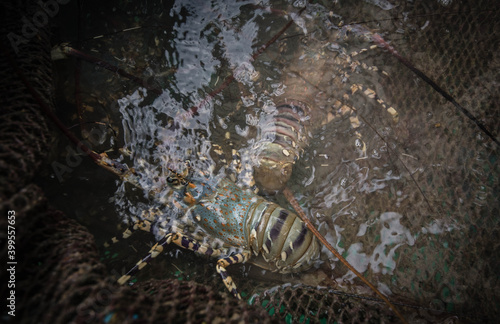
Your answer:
[252,100,311,192]
[108,162,320,299]
[240,24,401,193]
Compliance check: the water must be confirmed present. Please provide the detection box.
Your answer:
[43,0,499,321]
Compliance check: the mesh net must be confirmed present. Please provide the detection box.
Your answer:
[0,1,272,323]
[0,2,51,202]
[1,0,499,323]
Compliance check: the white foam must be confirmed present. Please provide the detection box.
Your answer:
[342,212,415,281]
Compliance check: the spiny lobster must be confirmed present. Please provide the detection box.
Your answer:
[99,157,320,299]
[8,1,497,323]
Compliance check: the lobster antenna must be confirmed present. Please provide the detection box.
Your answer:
[282,187,408,324]
[185,6,307,117]
[369,32,499,146]
[344,9,494,27]
[53,45,164,95]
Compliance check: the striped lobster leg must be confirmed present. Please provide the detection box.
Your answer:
[103,208,163,247]
[116,234,172,285]
[117,231,249,299]
[216,251,251,299]
[341,83,400,160]
[350,83,399,124]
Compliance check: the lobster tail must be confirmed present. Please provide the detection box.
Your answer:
[254,100,311,192]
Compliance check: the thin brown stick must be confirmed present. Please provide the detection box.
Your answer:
[282,187,408,324]
[62,46,163,95]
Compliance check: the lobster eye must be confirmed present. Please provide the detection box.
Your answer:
[167,177,176,184]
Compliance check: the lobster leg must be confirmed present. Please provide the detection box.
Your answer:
[117,234,173,285]
[117,232,249,298]
[104,208,164,247]
[216,251,251,299]
[342,83,400,160]
[167,232,252,299]
[118,232,224,284]
[350,83,399,123]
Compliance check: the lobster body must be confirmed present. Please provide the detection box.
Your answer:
[114,165,321,298]
[252,101,312,192]
[180,175,320,273]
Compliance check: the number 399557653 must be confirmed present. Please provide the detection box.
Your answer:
[7,210,16,261]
